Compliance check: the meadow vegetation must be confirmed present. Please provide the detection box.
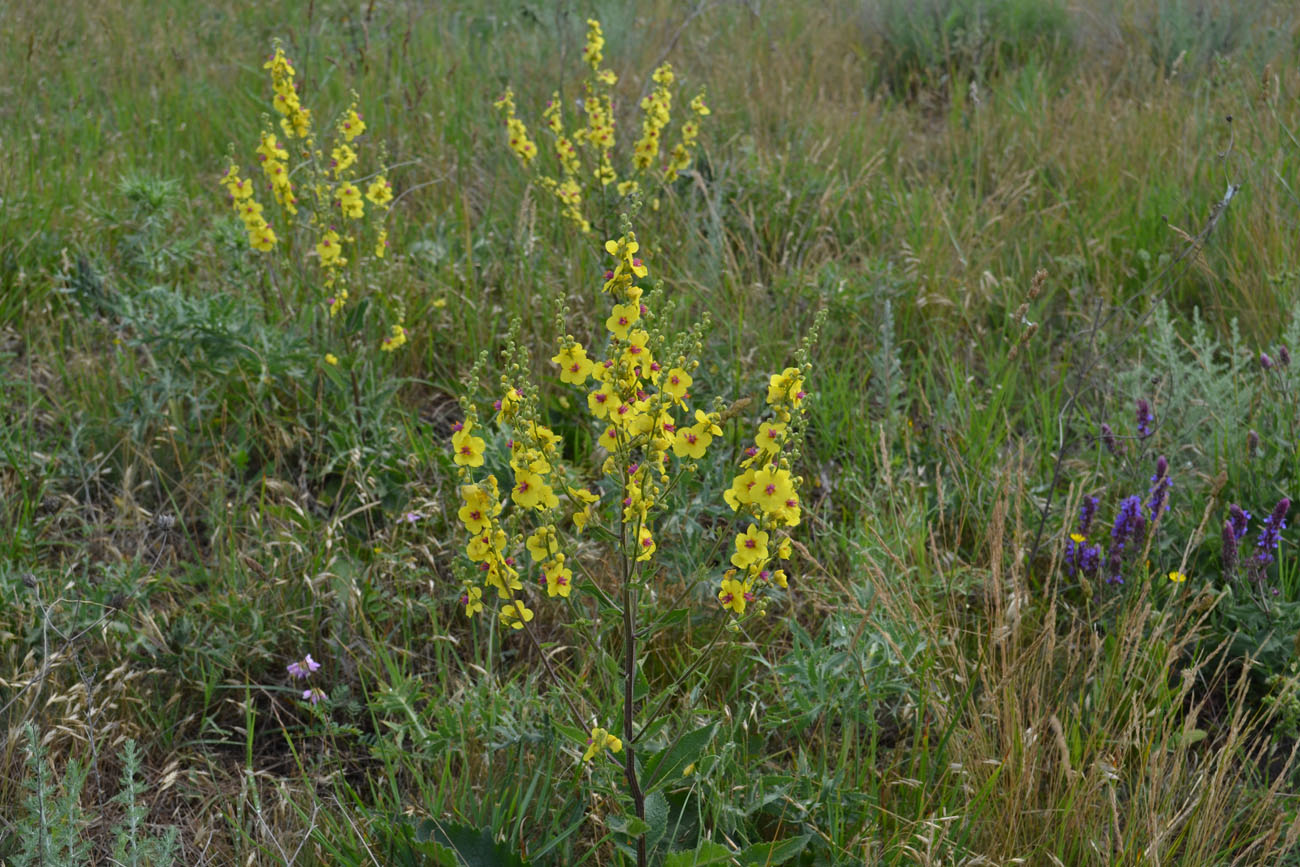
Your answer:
[3,0,1300,864]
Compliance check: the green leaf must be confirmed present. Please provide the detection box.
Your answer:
[737,834,811,865]
[608,813,651,837]
[644,791,669,849]
[412,821,531,867]
[664,841,732,867]
[643,721,719,791]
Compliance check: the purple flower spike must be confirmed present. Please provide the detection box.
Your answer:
[1147,455,1172,522]
[1136,399,1154,439]
[1100,423,1122,456]
[1228,504,1251,541]
[1261,352,1274,370]
[1079,496,1100,537]
[1279,346,1291,367]
[1253,497,1291,569]
[1106,495,1146,584]
[1222,519,1239,579]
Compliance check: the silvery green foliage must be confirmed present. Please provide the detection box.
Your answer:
[11,723,91,867]
[10,726,177,867]
[1118,302,1257,470]
[112,739,179,867]
[871,299,904,441]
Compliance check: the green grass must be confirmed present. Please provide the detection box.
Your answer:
[3,0,1300,864]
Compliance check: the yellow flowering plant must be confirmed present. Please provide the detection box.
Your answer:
[218,41,405,357]
[447,218,819,865]
[493,18,711,236]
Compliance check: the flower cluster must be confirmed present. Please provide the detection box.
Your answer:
[220,163,277,252]
[1146,455,1172,523]
[492,88,538,164]
[1065,496,1102,578]
[266,46,311,139]
[716,368,809,615]
[448,222,814,772]
[1105,495,1146,585]
[218,41,401,352]
[1136,398,1154,439]
[494,18,710,233]
[1253,497,1291,570]
[286,652,326,704]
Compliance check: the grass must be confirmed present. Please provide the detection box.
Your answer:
[3,0,1300,864]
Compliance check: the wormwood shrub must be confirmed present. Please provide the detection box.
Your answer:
[445,219,820,864]
[5,724,178,867]
[857,0,1071,95]
[494,19,710,236]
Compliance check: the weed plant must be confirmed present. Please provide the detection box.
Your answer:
[3,1,1300,864]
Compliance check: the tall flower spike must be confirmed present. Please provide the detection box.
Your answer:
[1136,399,1154,439]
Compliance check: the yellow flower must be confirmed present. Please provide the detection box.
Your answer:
[316,229,344,267]
[461,585,484,617]
[718,576,750,614]
[582,726,623,761]
[499,600,534,629]
[731,524,770,570]
[724,468,757,511]
[671,424,711,460]
[1070,532,1086,544]
[568,486,600,532]
[582,19,605,71]
[337,182,364,219]
[375,228,388,258]
[339,106,366,142]
[636,526,656,561]
[452,426,486,467]
[324,353,338,366]
[544,555,573,598]
[587,385,622,420]
[380,323,407,352]
[752,467,795,516]
[249,224,277,252]
[331,144,357,177]
[662,368,692,404]
[1168,571,1187,583]
[512,469,557,510]
[366,177,393,207]
[526,526,557,562]
[767,367,805,406]
[553,343,594,385]
[606,303,640,340]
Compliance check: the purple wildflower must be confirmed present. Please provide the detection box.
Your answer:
[1146,455,1171,523]
[1228,504,1251,541]
[1106,495,1146,584]
[1279,346,1291,367]
[1222,519,1239,579]
[287,654,321,680]
[1065,496,1103,578]
[1253,497,1291,568]
[1136,399,1154,439]
[1261,352,1274,370]
[1079,496,1100,536]
[1100,423,1121,456]
[303,687,327,705]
